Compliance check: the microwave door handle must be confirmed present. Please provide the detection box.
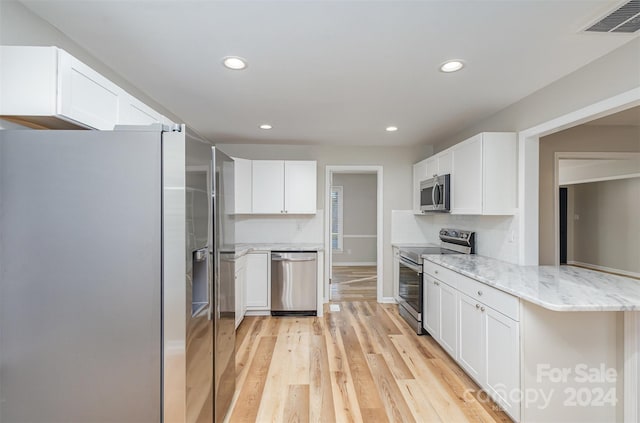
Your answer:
[431,183,437,209]
[433,182,440,209]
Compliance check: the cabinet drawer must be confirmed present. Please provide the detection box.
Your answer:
[457,276,519,321]
[423,260,461,285]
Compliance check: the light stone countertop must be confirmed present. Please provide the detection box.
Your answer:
[235,243,324,258]
[423,254,640,312]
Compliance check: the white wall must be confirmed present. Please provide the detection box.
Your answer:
[539,125,640,265]
[217,144,416,298]
[569,177,640,275]
[332,173,377,265]
[432,38,640,154]
[391,210,519,264]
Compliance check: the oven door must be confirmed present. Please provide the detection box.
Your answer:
[397,257,424,334]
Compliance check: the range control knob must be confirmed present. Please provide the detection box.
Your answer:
[450,231,458,238]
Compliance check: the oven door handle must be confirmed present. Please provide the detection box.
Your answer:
[399,257,422,273]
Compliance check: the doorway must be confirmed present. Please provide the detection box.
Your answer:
[324,166,383,303]
[559,187,568,265]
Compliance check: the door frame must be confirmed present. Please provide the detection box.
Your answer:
[516,87,640,423]
[324,165,384,303]
[517,87,640,266]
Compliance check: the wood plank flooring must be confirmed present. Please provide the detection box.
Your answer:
[225,301,512,423]
[330,266,377,301]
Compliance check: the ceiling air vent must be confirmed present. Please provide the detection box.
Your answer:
[585,0,640,33]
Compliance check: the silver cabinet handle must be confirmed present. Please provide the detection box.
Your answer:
[481,306,485,312]
[476,304,480,309]
[477,290,483,296]
[435,270,439,274]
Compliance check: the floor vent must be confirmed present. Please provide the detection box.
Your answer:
[329,304,341,312]
[585,0,640,33]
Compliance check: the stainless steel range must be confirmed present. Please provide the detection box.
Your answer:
[397,229,475,334]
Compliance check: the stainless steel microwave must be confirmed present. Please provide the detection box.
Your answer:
[420,174,450,212]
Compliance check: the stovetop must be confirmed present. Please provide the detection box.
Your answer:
[399,246,461,264]
[398,228,476,265]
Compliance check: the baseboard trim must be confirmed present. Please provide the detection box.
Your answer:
[333,262,377,267]
[379,297,397,304]
[567,261,640,279]
[244,310,270,316]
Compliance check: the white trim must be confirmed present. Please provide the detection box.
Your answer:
[325,165,384,303]
[244,310,270,316]
[555,152,640,266]
[343,234,377,239]
[624,311,640,423]
[332,262,377,267]
[567,261,640,279]
[380,297,397,304]
[517,87,640,267]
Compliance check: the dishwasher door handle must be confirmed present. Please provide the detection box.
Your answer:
[271,257,316,262]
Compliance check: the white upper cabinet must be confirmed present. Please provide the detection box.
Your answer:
[284,161,317,214]
[57,49,121,130]
[425,157,438,179]
[251,160,316,214]
[451,132,517,215]
[0,46,173,130]
[233,158,253,214]
[252,160,285,214]
[437,151,452,175]
[117,94,163,126]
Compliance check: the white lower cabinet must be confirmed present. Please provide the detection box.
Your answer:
[424,262,521,421]
[457,291,521,421]
[423,275,457,358]
[235,254,247,328]
[485,306,520,420]
[245,252,270,312]
[438,281,457,357]
[457,292,485,381]
[423,275,440,338]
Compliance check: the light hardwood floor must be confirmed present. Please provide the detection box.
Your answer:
[330,266,377,301]
[225,301,512,423]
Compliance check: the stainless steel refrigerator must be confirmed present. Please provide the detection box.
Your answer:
[0,125,235,423]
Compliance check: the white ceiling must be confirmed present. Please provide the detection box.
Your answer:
[20,0,638,146]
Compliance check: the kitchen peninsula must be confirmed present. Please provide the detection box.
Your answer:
[423,253,640,422]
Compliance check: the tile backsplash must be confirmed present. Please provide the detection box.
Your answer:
[235,211,324,244]
[391,210,519,264]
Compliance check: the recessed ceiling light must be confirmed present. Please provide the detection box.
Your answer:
[440,60,465,73]
[386,126,398,132]
[222,56,247,70]
[259,124,272,130]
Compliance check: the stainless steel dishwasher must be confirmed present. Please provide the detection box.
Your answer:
[271,251,317,316]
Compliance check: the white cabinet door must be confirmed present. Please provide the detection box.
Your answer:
[451,134,483,214]
[485,307,520,420]
[482,133,518,214]
[458,292,485,382]
[284,160,316,213]
[117,93,163,126]
[423,275,440,337]
[251,161,285,214]
[57,49,120,130]
[235,255,247,328]
[393,248,400,302]
[245,252,270,310]
[425,157,438,179]
[439,281,457,357]
[234,158,252,214]
[413,159,428,213]
[437,151,452,175]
